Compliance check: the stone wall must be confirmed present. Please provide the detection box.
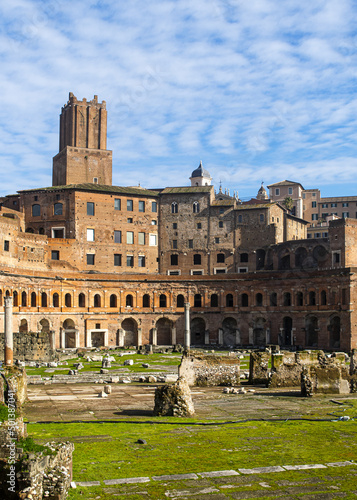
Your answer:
[179,352,240,386]
[0,332,55,363]
[301,364,351,396]
[1,366,27,406]
[249,351,270,385]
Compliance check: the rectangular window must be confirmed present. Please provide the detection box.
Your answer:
[288,187,293,195]
[314,233,321,238]
[138,232,145,245]
[342,202,349,207]
[188,239,193,248]
[127,231,134,244]
[331,203,337,207]
[312,201,317,208]
[303,193,306,199]
[321,213,328,218]
[114,254,122,266]
[172,239,177,249]
[152,201,157,212]
[114,198,121,210]
[259,214,264,222]
[151,220,157,225]
[311,214,318,221]
[139,201,145,212]
[173,223,177,229]
[87,202,95,216]
[54,203,63,215]
[87,254,95,265]
[197,223,202,229]
[219,221,223,228]
[51,250,59,260]
[87,228,95,241]
[138,255,145,267]
[4,240,9,252]
[322,203,328,208]
[312,192,316,197]
[149,234,157,246]
[215,237,220,243]
[171,254,178,265]
[127,255,134,267]
[275,188,280,196]
[238,267,248,273]
[191,270,203,275]
[238,214,243,223]
[127,199,133,211]
[333,252,340,264]
[168,270,180,275]
[114,230,122,243]
[127,218,133,223]
[214,268,227,274]
[342,212,349,218]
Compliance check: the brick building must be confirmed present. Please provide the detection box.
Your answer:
[0,93,357,353]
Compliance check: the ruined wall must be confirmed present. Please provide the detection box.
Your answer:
[301,363,351,396]
[179,352,240,386]
[0,332,55,363]
[249,351,270,385]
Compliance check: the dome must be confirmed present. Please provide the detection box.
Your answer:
[191,161,211,179]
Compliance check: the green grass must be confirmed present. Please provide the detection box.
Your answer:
[28,418,357,484]
[26,352,182,377]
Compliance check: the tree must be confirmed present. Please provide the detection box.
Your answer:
[283,196,294,212]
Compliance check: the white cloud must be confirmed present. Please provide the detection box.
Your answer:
[0,0,357,200]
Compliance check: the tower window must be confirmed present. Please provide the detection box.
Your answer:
[127,199,133,211]
[54,203,63,215]
[171,202,178,214]
[87,202,95,216]
[139,201,145,212]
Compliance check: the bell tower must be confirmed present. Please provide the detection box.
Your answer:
[52,93,112,186]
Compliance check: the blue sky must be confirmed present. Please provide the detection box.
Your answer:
[1,0,357,200]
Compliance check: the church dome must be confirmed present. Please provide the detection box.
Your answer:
[191,161,211,178]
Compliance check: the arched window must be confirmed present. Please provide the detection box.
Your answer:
[194,294,202,307]
[283,292,291,306]
[110,294,117,308]
[143,294,150,308]
[41,292,47,307]
[176,294,185,308]
[171,202,178,214]
[54,203,63,215]
[193,254,201,265]
[13,291,18,307]
[241,293,249,307]
[210,293,219,307]
[159,294,167,307]
[26,228,34,233]
[321,290,327,306]
[31,292,37,307]
[53,293,59,308]
[65,293,71,307]
[78,293,85,307]
[94,294,101,308]
[40,319,50,333]
[126,294,133,307]
[217,253,225,263]
[21,291,27,307]
[226,293,234,307]
[256,293,263,307]
[193,201,200,213]
[270,292,277,306]
[309,291,316,306]
[32,204,41,217]
[296,291,303,306]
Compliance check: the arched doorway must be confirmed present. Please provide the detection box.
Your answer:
[282,317,293,346]
[222,317,237,346]
[40,318,50,333]
[253,317,266,345]
[19,319,28,334]
[156,318,171,345]
[305,316,318,347]
[329,316,340,349]
[63,319,76,348]
[191,317,205,345]
[121,318,138,346]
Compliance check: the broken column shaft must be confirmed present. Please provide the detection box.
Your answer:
[4,296,13,366]
[184,302,191,350]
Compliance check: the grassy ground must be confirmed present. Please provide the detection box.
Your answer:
[25,352,183,377]
[29,417,357,481]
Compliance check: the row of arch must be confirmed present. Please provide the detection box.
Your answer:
[0,288,346,310]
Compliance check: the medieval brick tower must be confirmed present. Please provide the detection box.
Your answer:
[52,93,112,186]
